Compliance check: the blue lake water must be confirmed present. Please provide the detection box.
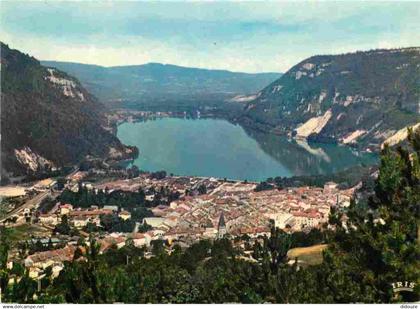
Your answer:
[117,118,378,181]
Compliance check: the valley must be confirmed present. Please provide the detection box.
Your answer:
[44,47,420,155]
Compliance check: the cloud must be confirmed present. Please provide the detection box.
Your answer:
[1,1,419,73]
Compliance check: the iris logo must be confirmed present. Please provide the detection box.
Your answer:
[392,281,416,293]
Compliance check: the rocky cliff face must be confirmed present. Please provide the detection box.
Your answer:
[0,43,136,182]
[243,47,420,150]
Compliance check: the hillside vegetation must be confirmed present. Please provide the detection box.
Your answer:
[241,47,420,150]
[1,43,136,182]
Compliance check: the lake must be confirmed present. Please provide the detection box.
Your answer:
[117,118,378,181]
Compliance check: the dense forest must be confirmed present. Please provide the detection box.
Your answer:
[241,48,420,149]
[1,128,419,303]
[59,182,179,210]
[0,43,136,182]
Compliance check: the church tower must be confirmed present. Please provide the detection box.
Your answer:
[217,211,227,239]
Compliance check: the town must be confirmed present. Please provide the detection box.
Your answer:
[0,169,354,282]
[1,1,418,303]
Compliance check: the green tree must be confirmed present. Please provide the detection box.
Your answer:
[54,215,71,235]
[151,239,166,257]
[322,128,420,303]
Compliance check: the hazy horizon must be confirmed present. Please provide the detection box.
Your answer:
[39,58,282,74]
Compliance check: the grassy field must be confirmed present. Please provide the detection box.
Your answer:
[4,224,50,244]
[287,244,328,266]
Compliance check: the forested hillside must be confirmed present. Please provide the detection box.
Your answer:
[241,47,420,150]
[0,43,136,182]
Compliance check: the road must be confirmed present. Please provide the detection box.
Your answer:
[0,190,51,223]
[65,166,80,181]
[0,167,78,224]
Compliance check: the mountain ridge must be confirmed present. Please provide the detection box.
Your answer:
[43,60,280,77]
[41,60,281,109]
[1,43,136,183]
[240,46,420,151]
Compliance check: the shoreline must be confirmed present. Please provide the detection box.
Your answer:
[112,112,378,186]
[110,108,379,156]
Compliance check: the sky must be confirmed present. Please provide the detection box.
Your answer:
[1,1,419,73]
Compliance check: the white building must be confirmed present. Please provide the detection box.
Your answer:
[142,217,165,228]
[59,204,73,215]
[73,216,89,227]
[271,213,296,229]
[292,212,321,229]
[324,182,338,193]
[130,233,152,247]
[38,214,59,226]
[103,205,119,212]
[118,210,131,221]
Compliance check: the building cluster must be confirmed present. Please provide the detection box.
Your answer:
[94,174,221,197]
[24,245,79,279]
[37,203,131,228]
[7,174,355,281]
[142,180,352,242]
[94,175,353,243]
